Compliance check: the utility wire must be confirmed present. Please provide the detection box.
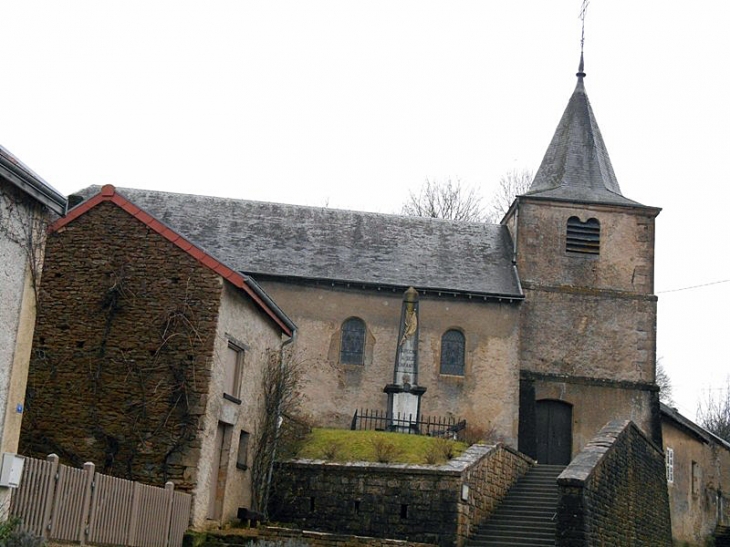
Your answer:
[658,278,730,294]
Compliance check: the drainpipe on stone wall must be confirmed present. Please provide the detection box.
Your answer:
[262,328,297,519]
[512,198,519,265]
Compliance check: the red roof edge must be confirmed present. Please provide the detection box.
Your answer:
[50,184,293,337]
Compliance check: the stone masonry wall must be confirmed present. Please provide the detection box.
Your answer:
[258,526,437,547]
[271,444,532,547]
[556,420,672,547]
[20,201,223,491]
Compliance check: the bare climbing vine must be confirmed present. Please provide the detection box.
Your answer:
[0,185,52,300]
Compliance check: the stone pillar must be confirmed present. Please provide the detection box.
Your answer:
[384,287,426,432]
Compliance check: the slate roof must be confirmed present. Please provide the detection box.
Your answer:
[0,145,67,215]
[75,186,524,300]
[661,403,730,451]
[525,62,644,208]
[58,185,295,336]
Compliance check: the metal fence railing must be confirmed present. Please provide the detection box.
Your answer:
[351,408,466,437]
[10,454,191,547]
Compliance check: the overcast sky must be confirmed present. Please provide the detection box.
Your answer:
[2,1,728,421]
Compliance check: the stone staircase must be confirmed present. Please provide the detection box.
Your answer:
[468,464,565,547]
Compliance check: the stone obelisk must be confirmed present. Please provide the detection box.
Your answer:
[384,287,426,432]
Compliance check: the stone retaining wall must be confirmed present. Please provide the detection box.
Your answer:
[259,526,437,547]
[271,443,533,547]
[556,420,672,546]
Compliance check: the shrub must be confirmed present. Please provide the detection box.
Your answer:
[423,438,457,464]
[370,436,402,463]
[0,519,46,547]
[321,440,343,461]
[458,423,497,446]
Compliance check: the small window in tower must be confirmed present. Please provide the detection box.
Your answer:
[340,317,366,365]
[440,329,465,376]
[566,216,600,255]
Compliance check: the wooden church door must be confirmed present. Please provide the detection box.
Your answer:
[535,400,573,465]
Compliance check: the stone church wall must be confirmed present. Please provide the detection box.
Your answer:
[512,200,657,295]
[270,444,532,547]
[21,201,222,491]
[259,281,521,444]
[521,372,658,460]
[556,420,672,547]
[514,199,658,387]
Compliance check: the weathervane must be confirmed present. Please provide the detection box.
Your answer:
[578,0,590,77]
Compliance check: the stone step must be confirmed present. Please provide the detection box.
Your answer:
[466,464,564,547]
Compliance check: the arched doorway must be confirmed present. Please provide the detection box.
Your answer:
[535,399,573,465]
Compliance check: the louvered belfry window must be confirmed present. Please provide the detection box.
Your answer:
[340,317,366,364]
[566,216,600,255]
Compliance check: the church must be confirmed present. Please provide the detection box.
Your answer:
[81,58,661,465]
[29,56,726,544]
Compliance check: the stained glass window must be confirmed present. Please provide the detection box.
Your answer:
[440,329,465,376]
[340,317,365,365]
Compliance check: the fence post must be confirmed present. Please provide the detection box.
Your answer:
[78,462,95,545]
[163,482,174,547]
[127,481,141,547]
[41,454,60,539]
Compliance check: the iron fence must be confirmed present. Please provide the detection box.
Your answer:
[351,408,465,437]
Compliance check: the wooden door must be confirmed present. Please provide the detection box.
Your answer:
[535,400,572,465]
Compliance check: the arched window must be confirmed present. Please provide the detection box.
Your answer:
[340,317,366,365]
[440,329,465,376]
[566,216,600,255]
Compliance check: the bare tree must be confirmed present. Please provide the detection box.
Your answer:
[655,358,674,406]
[401,178,487,222]
[251,346,306,516]
[697,378,730,443]
[485,168,533,223]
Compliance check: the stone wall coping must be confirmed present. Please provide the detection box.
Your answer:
[283,442,532,477]
[260,525,438,547]
[557,419,662,487]
[557,420,630,486]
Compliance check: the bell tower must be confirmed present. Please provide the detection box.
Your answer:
[504,58,662,461]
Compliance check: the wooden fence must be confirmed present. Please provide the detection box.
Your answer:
[351,409,466,437]
[10,454,191,547]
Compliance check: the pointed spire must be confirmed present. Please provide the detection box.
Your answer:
[524,58,642,207]
[577,52,585,79]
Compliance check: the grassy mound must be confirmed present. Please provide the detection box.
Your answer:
[296,428,467,465]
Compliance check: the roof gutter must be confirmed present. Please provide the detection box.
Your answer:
[243,274,297,337]
[0,146,67,216]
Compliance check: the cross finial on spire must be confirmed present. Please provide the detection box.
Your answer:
[577,0,590,78]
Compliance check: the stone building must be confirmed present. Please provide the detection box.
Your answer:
[88,65,661,466]
[0,146,66,514]
[662,404,730,545]
[24,61,698,541]
[19,185,295,526]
